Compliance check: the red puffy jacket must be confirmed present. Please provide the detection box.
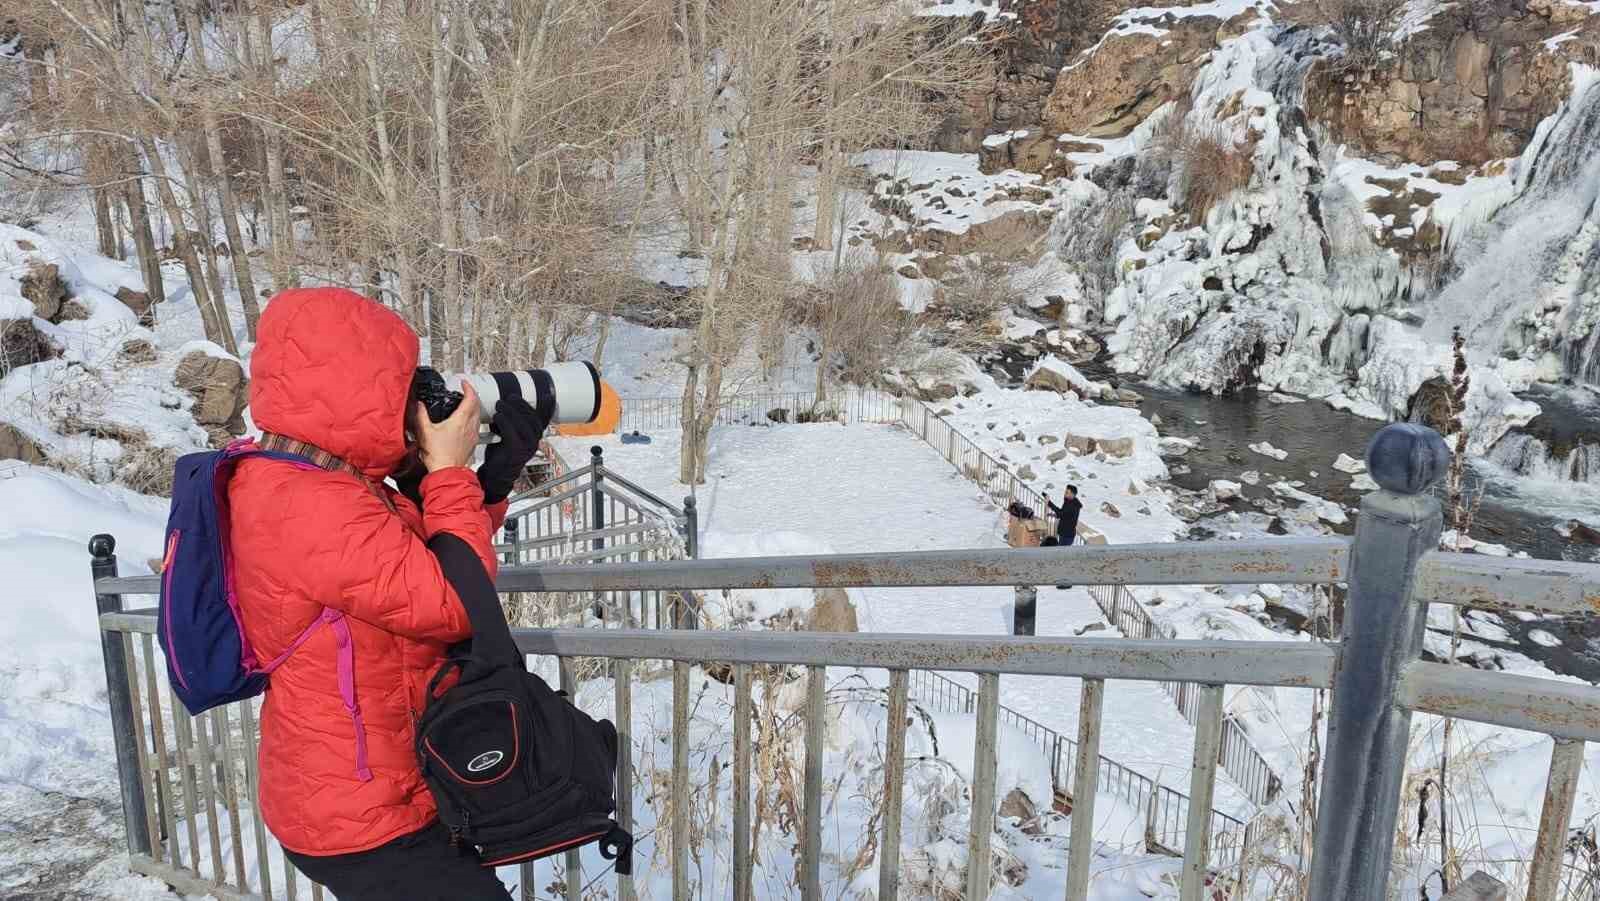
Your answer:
[230,288,508,856]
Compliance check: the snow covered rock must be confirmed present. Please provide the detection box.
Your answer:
[1097,436,1135,458]
[173,345,248,440]
[1240,470,1260,485]
[1351,472,1379,492]
[805,588,860,633]
[19,262,67,322]
[1249,441,1289,461]
[1025,355,1096,396]
[114,287,154,326]
[0,422,47,464]
[1209,479,1243,501]
[1332,453,1366,474]
[0,314,53,375]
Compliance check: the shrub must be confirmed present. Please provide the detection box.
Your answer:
[1292,0,1410,70]
[1175,125,1254,225]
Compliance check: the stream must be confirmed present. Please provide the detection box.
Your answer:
[1108,380,1600,681]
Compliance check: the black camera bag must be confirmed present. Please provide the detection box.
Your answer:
[419,534,632,875]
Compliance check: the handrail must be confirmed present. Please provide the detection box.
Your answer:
[80,423,1600,901]
[596,468,685,518]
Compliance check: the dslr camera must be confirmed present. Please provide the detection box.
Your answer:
[412,362,602,426]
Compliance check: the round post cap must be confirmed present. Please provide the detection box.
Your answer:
[1365,423,1451,495]
[89,534,117,557]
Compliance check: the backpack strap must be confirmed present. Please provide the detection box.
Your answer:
[229,438,377,782]
[429,532,522,667]
[257,432,396,513]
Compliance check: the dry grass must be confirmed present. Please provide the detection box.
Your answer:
[1175,125,1255,225]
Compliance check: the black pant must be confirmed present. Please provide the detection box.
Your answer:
[284,822,513,901]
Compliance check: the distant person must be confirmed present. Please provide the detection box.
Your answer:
[1047,485,1083,589]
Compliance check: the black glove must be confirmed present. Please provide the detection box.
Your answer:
[478,397,549,504]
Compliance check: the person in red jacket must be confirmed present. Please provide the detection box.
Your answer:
[230,287,541,900]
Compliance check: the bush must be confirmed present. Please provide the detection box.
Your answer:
[1293,0,1410,70]
[1175,125,1254,225]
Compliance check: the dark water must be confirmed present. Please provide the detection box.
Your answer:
[1129,384,1596,564]
[1117,382,1600,681]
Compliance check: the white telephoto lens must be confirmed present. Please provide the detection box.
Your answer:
[446,362,600,425]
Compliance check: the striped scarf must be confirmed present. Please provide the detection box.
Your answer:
[258,432,396,512]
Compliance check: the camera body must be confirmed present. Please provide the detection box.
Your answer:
[412,362,602,425]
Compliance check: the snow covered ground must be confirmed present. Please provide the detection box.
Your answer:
[553,421,1253,816]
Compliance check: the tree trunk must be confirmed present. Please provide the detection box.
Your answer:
[182,161,240,356]
[814,141,840,250]
[593,313,612,371]
[121,147,166,310]
[140,137,231,351]
[184,4,262,340]
[678,361,699,484]
[531,304,555,367]
[93,185,118,258]
[362,0,416,327]
[431,0,463,369]
[246,0,297,293]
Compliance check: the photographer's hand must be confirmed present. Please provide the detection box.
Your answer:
[415,381,481,473]
[478,397,550,504]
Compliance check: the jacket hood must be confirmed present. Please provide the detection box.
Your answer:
[250,288,418,479]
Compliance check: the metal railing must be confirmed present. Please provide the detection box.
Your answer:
[906,669,1251,864]
[500,445,701,630]
[1087,583,1283,808]
[88,424,1600,901]
[617,386,906,433]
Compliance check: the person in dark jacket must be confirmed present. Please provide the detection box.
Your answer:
[1047,486,1082,589]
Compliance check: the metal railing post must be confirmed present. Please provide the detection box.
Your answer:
[676,496,700,629]
[1013,585,1036,636]
[590,446,606,553]
[1308,423,1449,901]
[91,533,153,858]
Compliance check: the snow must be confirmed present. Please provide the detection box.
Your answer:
[853,150,1053,238]
[1248,441,1288,461]
[1332,452,1366,474]
[552,418,1240,817]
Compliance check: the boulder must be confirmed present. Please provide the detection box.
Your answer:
[1064,434,1097,455]
[0,317,53,375]
[1098,436,1136,458]
[56,299,92,321]
[0,421,47,464]
[1026,364,1078,394]
[1042,13,1220,138]
[119,338,159,364]
[1017,464,1037,481]
[1099,501,1122,518]
[1567,521,1600,546]
[20,261,67,321]
[1047,449,1069,464]
[806,588,860,633]
[115,287,154,326]
[174,348,248,434]
[1210,479,1243,502]
[1114,388,1144,405]
[998,788,1043,835]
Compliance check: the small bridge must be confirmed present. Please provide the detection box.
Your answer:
[84,424,1600,900]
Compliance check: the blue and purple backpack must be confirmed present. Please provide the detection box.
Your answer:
[158,439,371,779]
